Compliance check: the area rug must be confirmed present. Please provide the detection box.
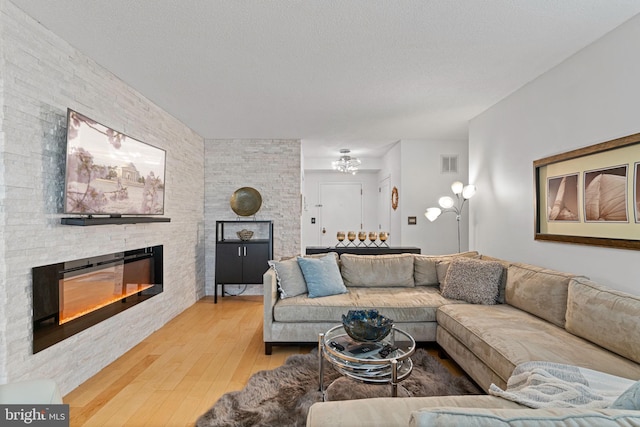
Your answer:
[196,349,481,427]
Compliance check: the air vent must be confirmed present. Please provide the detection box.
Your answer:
[441,155,458,173]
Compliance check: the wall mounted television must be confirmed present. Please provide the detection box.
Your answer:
[64,109,166,216]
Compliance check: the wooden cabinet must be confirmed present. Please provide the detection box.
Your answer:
[215,221,273,303]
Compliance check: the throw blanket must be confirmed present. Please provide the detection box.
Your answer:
[489,361,634,409]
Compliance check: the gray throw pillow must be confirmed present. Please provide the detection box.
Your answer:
[268,258,307,299]
[610,381,640,409]
[433,253,481,287]
[441,257,504,305]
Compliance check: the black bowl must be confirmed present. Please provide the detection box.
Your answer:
[341,309,393,342]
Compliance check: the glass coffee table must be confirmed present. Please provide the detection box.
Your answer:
[318,325,415,399]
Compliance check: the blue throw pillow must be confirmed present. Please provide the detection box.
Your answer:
[610,381,640,409]
[297,255,347,298]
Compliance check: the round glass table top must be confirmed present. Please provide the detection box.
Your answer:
[321,325,416,383]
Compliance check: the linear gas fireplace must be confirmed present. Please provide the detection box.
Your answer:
[32,245,163,353]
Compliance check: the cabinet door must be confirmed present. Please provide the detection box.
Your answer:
[242,243,271,284]
[215,243,244,284]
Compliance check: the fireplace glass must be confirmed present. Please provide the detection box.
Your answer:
[33,245,163,353]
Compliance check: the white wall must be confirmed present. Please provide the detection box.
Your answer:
[399,140,469,254]
[302,140,470,254]
[378,142,403,245]
[469,14,640,295]
[302,170,379,248]
[0,1,205,393]
[204,139,302,295]
[0,0,7,393]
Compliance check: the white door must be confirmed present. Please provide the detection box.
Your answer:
[378,176,391,240]
[319,183,362,246]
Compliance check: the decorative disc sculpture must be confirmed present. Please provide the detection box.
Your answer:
[230,187,262,217]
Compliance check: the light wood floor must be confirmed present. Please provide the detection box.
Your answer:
[63,295,464,426]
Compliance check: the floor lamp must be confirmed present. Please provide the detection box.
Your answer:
[425,181,477,253]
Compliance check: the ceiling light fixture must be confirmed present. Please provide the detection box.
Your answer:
[332,149,361,175]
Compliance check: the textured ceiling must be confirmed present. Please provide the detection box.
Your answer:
[9,0,640,157]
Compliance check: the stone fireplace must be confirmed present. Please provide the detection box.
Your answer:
[32,245,163,353]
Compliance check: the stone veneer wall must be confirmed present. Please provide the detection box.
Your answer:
[0,1,205,394]
[204,139,301,296]
[0,2,6,391]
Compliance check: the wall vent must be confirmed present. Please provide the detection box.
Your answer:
[441,155,458,173]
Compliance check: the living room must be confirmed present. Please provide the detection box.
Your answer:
[1,0,640,424]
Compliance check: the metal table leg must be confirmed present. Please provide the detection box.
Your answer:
[391,358,398,397]
[318,333,325,399]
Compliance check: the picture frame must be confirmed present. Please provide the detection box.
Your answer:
[534,132,640,250]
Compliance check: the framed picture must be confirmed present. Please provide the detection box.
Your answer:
[583,165,628,223]
[635,162,640,223]
[546,173,579,222]
[534,132,640,250]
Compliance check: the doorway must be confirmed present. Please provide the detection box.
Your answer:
[318,183,363,246]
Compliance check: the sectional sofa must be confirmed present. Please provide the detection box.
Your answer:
[264,252,477,355]
[263,251,640,425]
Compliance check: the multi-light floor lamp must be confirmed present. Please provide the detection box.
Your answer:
[425,181,477,253]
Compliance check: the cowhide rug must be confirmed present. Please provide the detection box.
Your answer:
[196,348,480,427]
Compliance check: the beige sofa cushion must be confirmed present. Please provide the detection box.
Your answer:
[414,251,479,286]
[479,255,512,304]
[307,395,525,427]
[275,286,463,323]
[505,263,578,328]
[0,379,63,404]
[409,407,640,427]
[566,278,640,364]
[340,254,415,287]
[437,304,640,386]
[414,256,439,286]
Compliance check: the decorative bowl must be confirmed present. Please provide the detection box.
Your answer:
[341,309,393,342]
[236,229,254,241]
